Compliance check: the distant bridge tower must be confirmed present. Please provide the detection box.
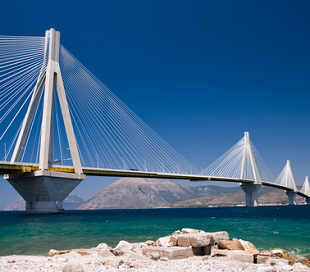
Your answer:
[275,160,297,205]
[301,176,310,205]
[239,132,262,207]
[5,29,85,214]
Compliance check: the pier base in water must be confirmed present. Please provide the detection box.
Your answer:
[285,191,297,205]
[5,170,85,214]
[306,198,310,205]
[240,183,261,207]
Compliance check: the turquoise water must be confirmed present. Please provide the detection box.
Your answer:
[0,205,309,256]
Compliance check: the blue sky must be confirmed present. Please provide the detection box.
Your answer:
[0,0,310,209]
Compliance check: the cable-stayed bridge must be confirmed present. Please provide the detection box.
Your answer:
[0,29,309,214]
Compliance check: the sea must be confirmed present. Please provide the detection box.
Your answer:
[0,205,309,257]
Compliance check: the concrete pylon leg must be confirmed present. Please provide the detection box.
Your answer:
[306,198,310,205]
[240,183,261,207]
[5,170,85,214]
[285,191,297,205]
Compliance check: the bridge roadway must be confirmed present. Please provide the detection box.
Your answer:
[0,161,296,192]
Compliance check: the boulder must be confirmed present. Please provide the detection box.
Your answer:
[54,251,81,260]
[131,243,147,255]
[239,239,256,250]
[289,257,310,268]
[204,231,229,244]
[218,239,243,250]
[264,257,288,267]
[157,236,171,247]
[96,243,109,250]
[63,263,84,272]
[259,250,272,256]
[146,251,160,260]
[99,249,115,258]
[226,250,254,263]
[292,262,310,271]
[177,236,191,247]
[232,238,245,250]
[170,235,178,246]
[210,248,229,257]
[48,249,60,257]
[257,254,270,264]
[145,240,154,246]
[126,252,149,260]
[142,246,194,260]
[189,234,214,247]
[181,228,200,233]
[103,257,124,268]
[115,240,133,256]
[245,249,259,255]
[270,248,292,260]
[48,249,70,257]
[71,249,93,256]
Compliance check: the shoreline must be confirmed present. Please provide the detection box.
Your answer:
[1,228,309,272]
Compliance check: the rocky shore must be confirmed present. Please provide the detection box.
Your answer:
[0,228,309,272]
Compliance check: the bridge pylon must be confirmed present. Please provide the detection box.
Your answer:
[240,132,262,207]
[275,160,297,205]
[5,28,85,214]
[301,176,310,205]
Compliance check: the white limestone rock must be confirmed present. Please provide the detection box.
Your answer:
[131,242,147,255]
[96,243,109,250]
[99,248,114,258]
[292,262,310,271]
[103,257,124,268]
[239,239,256,250]
[142,246,194,260]
[157,236,171,247]
[226,250,254,263]
[181,228,200,234]
[177,235,191,247]
[54,251,81,260]
[114,240,133,256]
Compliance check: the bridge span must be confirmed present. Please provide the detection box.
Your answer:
[1,159,309,213]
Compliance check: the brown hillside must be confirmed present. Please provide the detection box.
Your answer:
[76,178,214,209]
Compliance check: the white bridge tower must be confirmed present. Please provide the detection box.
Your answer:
[5,29,85,214]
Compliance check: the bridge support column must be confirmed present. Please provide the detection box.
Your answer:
[285,191,297,205]
[240,183,261,207]
[5,170,85,214]
[306,198,310,205]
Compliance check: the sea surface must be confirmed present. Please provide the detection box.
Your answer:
[0,205,309,257]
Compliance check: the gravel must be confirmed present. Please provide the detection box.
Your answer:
[1,255,309,272]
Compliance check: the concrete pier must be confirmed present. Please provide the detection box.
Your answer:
[285,191,297,205]
[306,198,310,205]
[240,183,261,207]
[5,170,85,214]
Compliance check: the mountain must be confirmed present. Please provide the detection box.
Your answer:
[75,178,225,209]
[5,194,85,211]
[173,186,305,207]
[7,178,306,211]
[74,178,306,210]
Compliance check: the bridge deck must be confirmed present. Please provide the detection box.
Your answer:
[0,162,308,197]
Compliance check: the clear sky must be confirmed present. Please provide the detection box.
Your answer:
[0,0,310,209]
